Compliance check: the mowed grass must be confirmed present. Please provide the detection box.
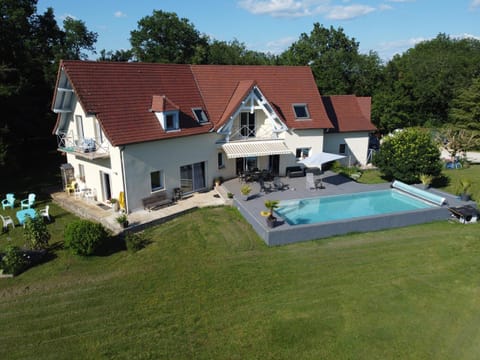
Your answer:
[1,204,480,359]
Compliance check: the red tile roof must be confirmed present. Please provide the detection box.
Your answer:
[321,95,376,132]
[53,61,334,146]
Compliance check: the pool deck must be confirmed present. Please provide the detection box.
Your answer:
[222,172,475,246]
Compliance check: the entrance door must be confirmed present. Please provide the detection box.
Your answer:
[100,171,112,202]
[180,161,206,193]
[269,155,280,176]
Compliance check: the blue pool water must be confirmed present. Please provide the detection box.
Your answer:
[276,189,436,225]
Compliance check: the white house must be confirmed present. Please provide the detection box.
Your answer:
[52,61,375,213]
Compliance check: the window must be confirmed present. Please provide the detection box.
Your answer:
[293,104,310,119]
[339,144,346,154]
[240,112,255,137]
[218,152,224,169]
[296,147,310,159]
[95,119,104,144]
[164,111,179,130]
[150,170,164,192]
[78,164,85,182]
[192,108,209,123]
[246,157,257,171]
[75,115,84,139]
[253,87,263,101]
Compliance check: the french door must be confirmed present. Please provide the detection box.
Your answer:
[180,161,206,193]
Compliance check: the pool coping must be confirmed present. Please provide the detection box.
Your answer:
[223,172,476,246]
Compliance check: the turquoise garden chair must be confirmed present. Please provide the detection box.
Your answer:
[2,193,15,210]
[21,193,36,209]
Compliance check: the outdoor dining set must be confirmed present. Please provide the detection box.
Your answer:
[1,193,50,231]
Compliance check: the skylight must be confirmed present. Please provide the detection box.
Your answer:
[293,104,310,119]
[192,108,209,123]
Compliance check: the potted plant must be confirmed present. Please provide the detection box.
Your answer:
[110,198,119,212]
[261,200,279,228]
[116,213,129,228]
[458,178,472,201]
[419,174,433,189]
[240,184,252,200]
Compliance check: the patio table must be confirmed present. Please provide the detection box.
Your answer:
[16,208,37,225]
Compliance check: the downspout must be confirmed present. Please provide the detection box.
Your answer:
[120,146,129,213]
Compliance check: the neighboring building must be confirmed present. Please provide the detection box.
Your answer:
[322,95,377,167]
[52,61,375,213]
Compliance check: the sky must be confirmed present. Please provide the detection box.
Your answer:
[36,0,480,61]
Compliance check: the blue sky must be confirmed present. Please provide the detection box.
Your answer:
[36,0,480,61]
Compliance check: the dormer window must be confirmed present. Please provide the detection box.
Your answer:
[192,108,208,123]
[165,111,179,131]
[293,104,310,119]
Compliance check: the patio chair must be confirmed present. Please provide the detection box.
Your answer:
[21,193,36,209]
[1,214,15,231]
[2,193,15,210]
[258,178,272,193]
[273,177,289,191]
[39,205,50,222]
[306,173,316,190]
[65,180,76,195]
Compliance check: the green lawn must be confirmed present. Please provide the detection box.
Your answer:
[0,167,479,359]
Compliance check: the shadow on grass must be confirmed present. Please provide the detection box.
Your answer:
[432,175,450,188]
[95,234,127,256]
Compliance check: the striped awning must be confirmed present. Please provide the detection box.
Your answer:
[222,141,293,159]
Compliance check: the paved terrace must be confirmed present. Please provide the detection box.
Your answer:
[51,171,474,245]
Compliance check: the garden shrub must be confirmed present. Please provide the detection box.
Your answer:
[24,217,51,250]
[373,128,442,183]
[64,220,109,256]
[0,245,29,275]
[125,232,148,253]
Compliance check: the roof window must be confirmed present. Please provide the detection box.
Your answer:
[293,104,310,119]
[192,108,209,123]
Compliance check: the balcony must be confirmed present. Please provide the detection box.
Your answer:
[57,131,110,160]
[228,125,278,142]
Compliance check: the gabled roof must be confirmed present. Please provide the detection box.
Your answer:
[191,65,332,131]
[321,95,376,132]
[52,61,334,146]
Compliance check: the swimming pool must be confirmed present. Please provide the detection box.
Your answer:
[276,189,436,225]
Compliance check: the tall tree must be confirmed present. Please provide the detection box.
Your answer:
[373,34,480,131]
[0,0,97,169]
[278,23,382,96]
[130,10,208,63]
[449,78,480,130]
[202,39,275,65]
[60,17,98,60]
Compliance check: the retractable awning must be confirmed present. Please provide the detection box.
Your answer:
[222,141,293,159]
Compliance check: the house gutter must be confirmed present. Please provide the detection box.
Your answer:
[120,146,129,213]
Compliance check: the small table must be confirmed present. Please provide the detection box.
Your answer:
[16,208,37,225]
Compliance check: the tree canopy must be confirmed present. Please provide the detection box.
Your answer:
[278,23,382,96]
[130,10,207,63]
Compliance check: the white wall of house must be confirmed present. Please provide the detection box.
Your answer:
[282,129,324,172]
[123,133,227,211]
[323,132,370,166]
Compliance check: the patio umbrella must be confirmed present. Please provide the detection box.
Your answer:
[298,152,346,188]
[298,151,346,170]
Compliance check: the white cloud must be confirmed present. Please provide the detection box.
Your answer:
[326,4,375,20]
[59,13,77,20]
[264,36,297,53]
[239,0,378,19]
[114,11,127,18]
[385,0,415,3]
[238,0,312,17]
[378,4,393,11]
[470,0,480,8]
[452,32,480,41]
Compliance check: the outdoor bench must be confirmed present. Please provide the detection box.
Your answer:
[285,166,305,178]
[142,191,174,211]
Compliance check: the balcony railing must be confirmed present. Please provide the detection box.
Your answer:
[229,125,277,141]
[57,131,110,159]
